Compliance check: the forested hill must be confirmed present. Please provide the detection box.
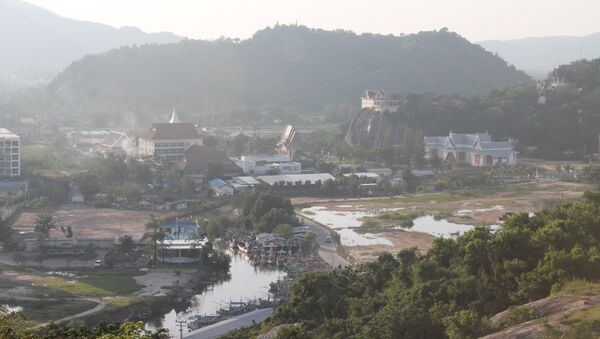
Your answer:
[45,25,532,126]
[345,58,600,156]
[0,0,182,87]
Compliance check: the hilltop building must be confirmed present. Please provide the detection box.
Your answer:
[276,125,300,159]
[136,111,203,162]
[425,132,517,166]
[0,128,20,177]
[361,90,400,112]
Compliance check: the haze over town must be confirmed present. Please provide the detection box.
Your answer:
[2,1,600,338]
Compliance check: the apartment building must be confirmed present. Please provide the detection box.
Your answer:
[0,128,20,177]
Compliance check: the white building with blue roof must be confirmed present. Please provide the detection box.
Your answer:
[425,132,517,166]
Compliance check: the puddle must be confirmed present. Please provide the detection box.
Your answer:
[301,206,392,246]
[455,205,504,216]
[303,206,501,244]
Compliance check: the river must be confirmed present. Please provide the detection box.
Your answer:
[148,251,285,336]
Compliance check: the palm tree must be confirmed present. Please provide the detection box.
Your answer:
[144,215,165,265]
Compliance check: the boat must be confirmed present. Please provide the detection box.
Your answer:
[187,314,222,330]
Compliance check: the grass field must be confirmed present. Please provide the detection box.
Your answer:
[0,298,98,324]
[26,271,143,297]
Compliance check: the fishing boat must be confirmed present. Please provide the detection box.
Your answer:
[187,314,222,330]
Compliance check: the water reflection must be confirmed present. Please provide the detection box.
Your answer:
[149,251,284,335]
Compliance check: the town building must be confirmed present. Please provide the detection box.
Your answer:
[276,125,300,159]
[233,154,292,174]
[425,132,517,166]
[176,145,243,183]
[0,128,20,177]
[158,218,204,264]
[97,131,137,157]
[208,178,235,196]
[361,90,400,112]
[256,173,335,187]
[253,161,301,175]
[136,111,203,162]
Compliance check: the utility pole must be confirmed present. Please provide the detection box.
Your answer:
[175,320,187,339]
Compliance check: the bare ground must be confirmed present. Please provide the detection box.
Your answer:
[11,204,174,238]
[133,269,196,297]
[295,181,589,263]
[347,230,433,263]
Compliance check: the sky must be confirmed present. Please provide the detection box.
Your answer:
[24,0,600,42]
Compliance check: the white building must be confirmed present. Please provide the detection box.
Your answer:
[137,112,203,162]
[256,173,335,186]
[425,132,517,166]
[0,128,20,177]
[253,162,301,175]
[361,90,400,112]
[233,154,293,174]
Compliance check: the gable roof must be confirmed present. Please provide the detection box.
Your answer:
[178,145,242,176]
[277,125,298,149]
[99,131,133,149]
[362,90,385,99]
[138,123,202,140]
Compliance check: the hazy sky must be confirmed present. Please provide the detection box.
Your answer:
[25,0,600,42]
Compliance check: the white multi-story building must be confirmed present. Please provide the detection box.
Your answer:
[361,90,400,112]
[0,128,20,177]
[137,112,203,162]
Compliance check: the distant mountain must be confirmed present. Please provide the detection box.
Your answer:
[0,0,182,87]
[45,25,532,127]
[479,33,600,78]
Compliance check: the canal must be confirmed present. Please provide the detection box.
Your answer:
[148,251,285,336]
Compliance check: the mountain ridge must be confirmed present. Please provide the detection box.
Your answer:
[43,25,532,126]
[0,0,183,87]
[478,32,600,77]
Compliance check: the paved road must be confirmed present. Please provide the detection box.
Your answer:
[297,214,349,268]
[184,308,273,339]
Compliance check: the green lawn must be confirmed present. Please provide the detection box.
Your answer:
[29,271,143,297]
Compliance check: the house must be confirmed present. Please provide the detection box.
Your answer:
[0,128,20,177]
[97,131,136,156]
[233,154,292,174]
[366,168,393,177]
[253,161,302,175]
[177,145,243,183]
[425,132,517,166]
[361,90,400,112]
[136,111,203,162]
[158,218,204,264]
[208,178,235,196]
[229,176,261,193]
[276,125,300,159]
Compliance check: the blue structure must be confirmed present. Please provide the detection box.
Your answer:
[160,218,200,240]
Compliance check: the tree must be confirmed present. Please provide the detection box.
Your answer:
[12,251,25,267]
[117,235,136,267]
[33,214,57,241]
[402,167,418,193]
[34,244,48,268]
[144,215,165,265]
[273,224,294,237]
[82,244,97,268]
